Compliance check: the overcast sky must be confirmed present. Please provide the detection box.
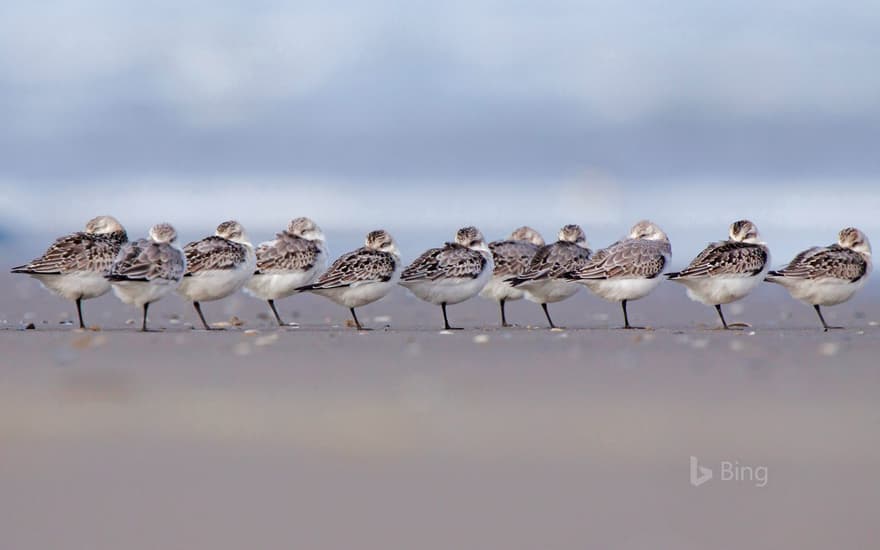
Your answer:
[1,0,878,256]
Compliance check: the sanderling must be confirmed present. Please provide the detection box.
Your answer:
[400,226,494,330]
[177,221,256,330]
[666,220,769,329]
[507,224,592,329]
[105,223,186,331]
[479,226,545,327]
[566,220,671,329]
[765,227,872,331]
[296,229,401,330]
[244,217,327,326]
[11,215,128,328]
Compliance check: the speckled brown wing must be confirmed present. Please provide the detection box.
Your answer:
[570,239,668,280]
[107,239,185,282]
[770,245,867,282]
[509,241,592,285]
[489,240,540,278]
[671,241,768,278]
[299,247,396,289]
[183,236,247,275]
[401,244,487,281]
[254,232,321,274]
[11,230,128,275]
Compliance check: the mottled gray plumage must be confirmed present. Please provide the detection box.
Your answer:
[569,239,670,280]
[401,243,487,281]
[509,241,592,284]
[107,239,185,282]
[11,230,128,275]
[668,241,768,279]
[254,232,322,274]
[768,245,868,282]
[489,240,541,278]
[183,236,248,275]
[299,248,397,289]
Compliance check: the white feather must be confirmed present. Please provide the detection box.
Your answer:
[177,246,256,302]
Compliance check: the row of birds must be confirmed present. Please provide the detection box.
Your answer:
[11,216,873,332]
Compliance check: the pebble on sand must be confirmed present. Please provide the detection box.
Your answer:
[819,342,840,357]
[255,333,279,347]
[233,341,252,356]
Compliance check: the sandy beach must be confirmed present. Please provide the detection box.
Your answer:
[2,270,879,549]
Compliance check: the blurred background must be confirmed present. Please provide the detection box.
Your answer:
[3,5,880,549]
[1,0,879,262]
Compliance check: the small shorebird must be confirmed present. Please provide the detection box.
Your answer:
[566,220,671,329]
[765,227,872,331]
[11,215,128,328]
[666,220,769,329]
[400,226,494,330]
[244,217,327,326]
[508,224,592,329]
[106,223,186,331]
[296,229,401,330]
[479,226,545,327]
[177,221,256,330]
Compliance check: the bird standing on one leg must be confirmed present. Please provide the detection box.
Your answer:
[400,227,494,330]
[479,226,545,327]
[244,217,326,326]
[11,216,128,329]
[666,220,769,329]
[765,227,871,331]
[296,229,401,330]
[507,225,592,329]
[566,220,671,329]
[177,221,256,330]
[105,223,186,331]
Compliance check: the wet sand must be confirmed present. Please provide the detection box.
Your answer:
[2,271,879,549]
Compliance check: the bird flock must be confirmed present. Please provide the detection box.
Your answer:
[10,216,873,332]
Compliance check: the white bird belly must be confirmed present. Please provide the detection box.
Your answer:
[178,265,253,302]
[32,272,111,301]
[479,276,525,302]
[311,263,401,309]
[403,267,491,306]
[244,266,320,301]
[314,280,395,308]
[785,277,866,306]
[583,277,662,302]
[678,274,764,306]
[111,279,177,307]
[519,279,579,304]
